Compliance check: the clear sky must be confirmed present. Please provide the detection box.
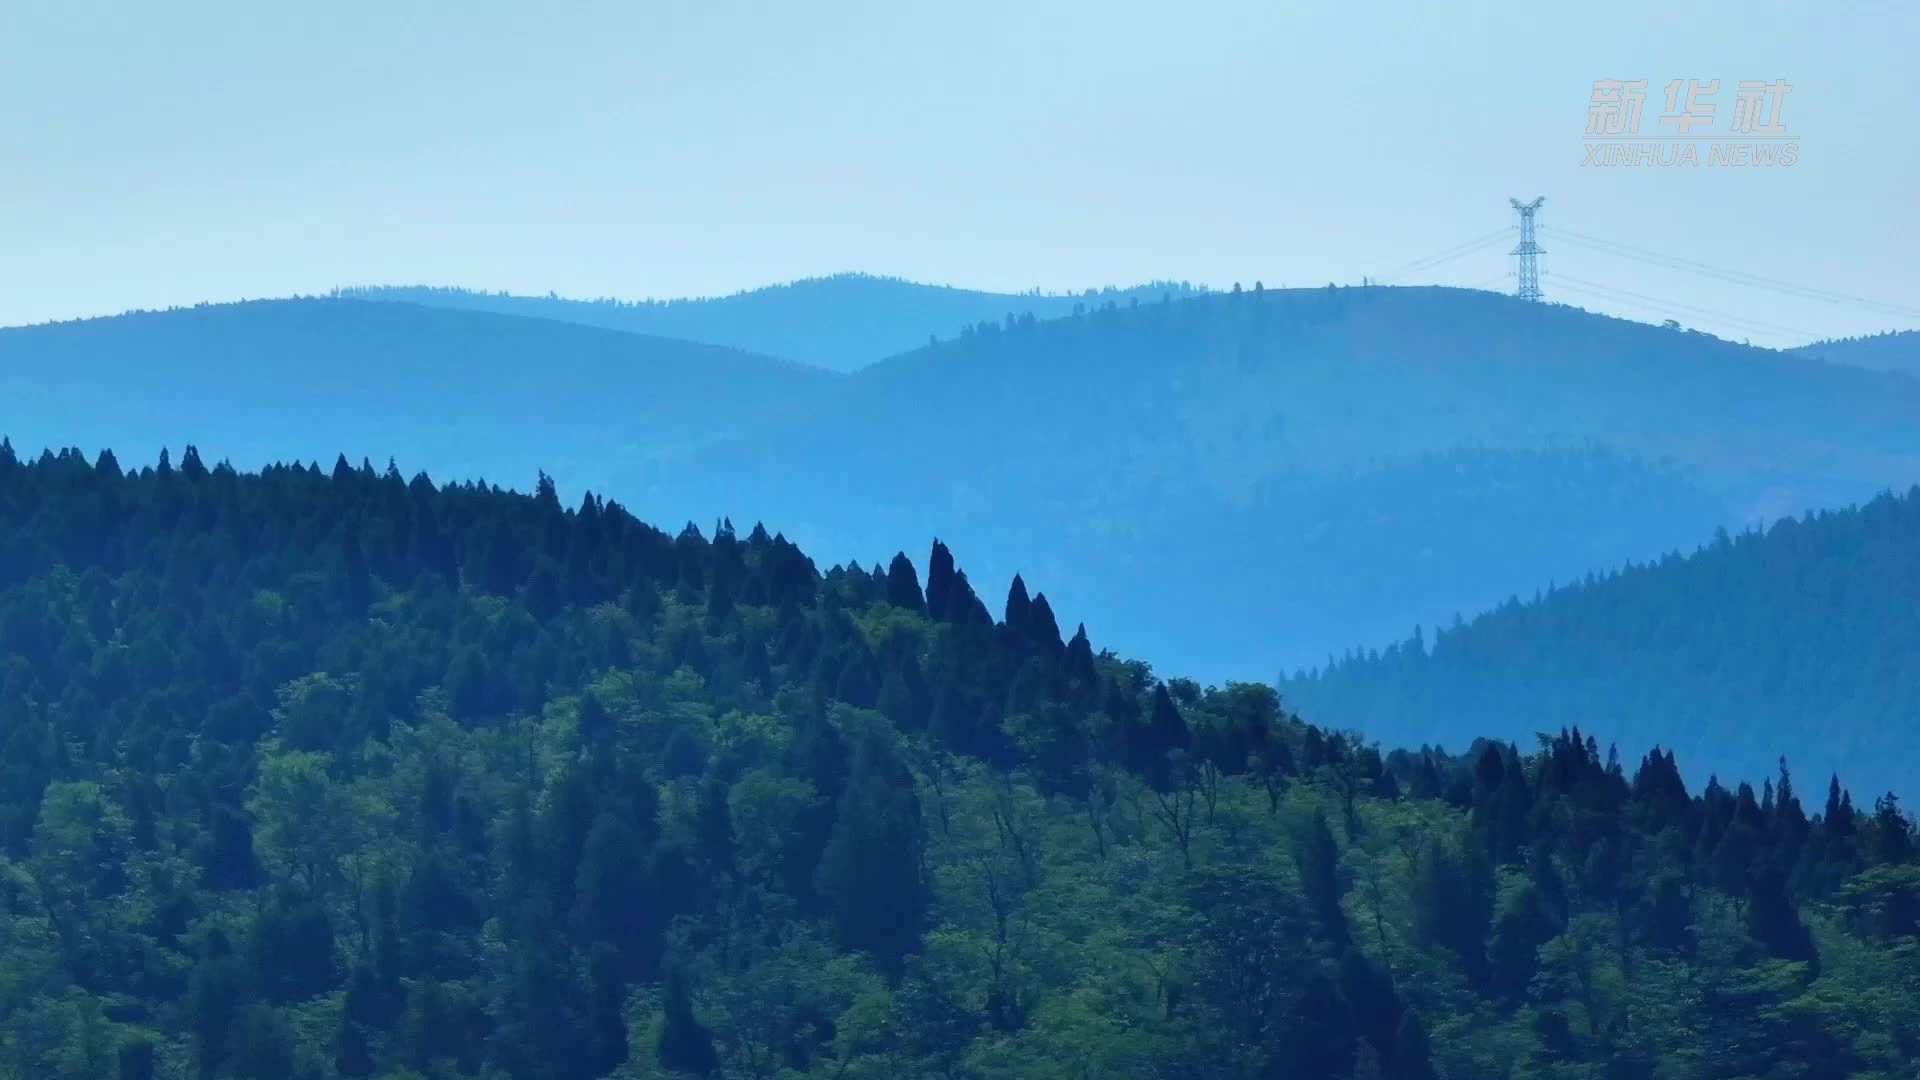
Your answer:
[3,0,1915,346]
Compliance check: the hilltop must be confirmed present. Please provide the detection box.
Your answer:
[1792,329,1920,378]
[336,274,1209,373]
[0,298,833,495]
[1286,486,1920,801]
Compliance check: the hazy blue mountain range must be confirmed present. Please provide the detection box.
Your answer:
[1284,487,1920,802]
[10,286,1920,691]
[624,285,1920,680]
[334,273,1207,372]
[0,298,833,498]
[1791,329,1920,378]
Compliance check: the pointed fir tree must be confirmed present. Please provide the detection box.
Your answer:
[1003,574,1032,637]
[884,552,927,614]
[947,568,992,628]
[1028,592,1065,657]
[1064,623,1097,687]
[925,539,957,621]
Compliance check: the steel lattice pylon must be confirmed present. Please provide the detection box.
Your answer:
[1510,197,1546,301]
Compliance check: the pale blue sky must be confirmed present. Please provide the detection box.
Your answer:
[3,0,1914,346]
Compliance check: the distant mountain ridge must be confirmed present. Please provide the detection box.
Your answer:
[1283,486,1920,802]
[624,285,1920,679]
[1791,330,1920,378]
[334,273,1208,372]
[12,286,1920,691]
[0,298,832,496]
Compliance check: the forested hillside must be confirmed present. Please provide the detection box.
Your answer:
[3,444,1919,1080]
[334,276,1207,373]
[0,300,833,498]
[627,285,1920,677]
[1286,487,1920,802]
[1792,330,1920,379]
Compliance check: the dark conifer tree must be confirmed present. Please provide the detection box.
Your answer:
[1133,683,1192,790]
[925,539,957,621]
[187,930,246,1080]
[1003,573,1032,636]
[1028,592,1065,657]
[1871,794,1913,864]
[1339,948,1403,1065]
[586,943,630,1077]
[572,812,659,971]
[1298,808,1350,947]
[815,728,928,972]
[946,568,993,628]
[1391,1011,1440,1080]
[885,552,927,614]
[1064,623,1097,688]
[657,969,720,1076]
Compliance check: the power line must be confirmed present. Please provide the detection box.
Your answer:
[1551,282,1804,340]
[1544,226,1920,322]
[1552,274,1817,342]
[1368,204,1911,343]
[1376,227,1515,283]
[1554,286,1791,345]
[1552,273,1818,339]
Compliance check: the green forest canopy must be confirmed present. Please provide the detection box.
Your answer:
[0,440,1917,1079]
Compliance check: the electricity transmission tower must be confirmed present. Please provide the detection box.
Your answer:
[1509,197,1546,301]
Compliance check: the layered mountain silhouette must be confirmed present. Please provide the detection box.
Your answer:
[1285,487,1920,802]
[336,273,1206,372]
[10,285,1920,690]
[626,285,1920,679]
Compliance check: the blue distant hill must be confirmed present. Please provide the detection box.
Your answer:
[1284,487,1920,803]
[1791,330,1920,378]
[0,298,832,497]
[334,273,1207,372]
[616,285,1920,687]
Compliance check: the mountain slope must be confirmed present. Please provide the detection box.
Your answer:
[625,285,1920,679]
[17,287,1920,687]
[1,448,1916,1079]
[1792,329,1920,378]
[1285,486,1920,800]
[0,298,834,494]
[336,274,1207,372]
